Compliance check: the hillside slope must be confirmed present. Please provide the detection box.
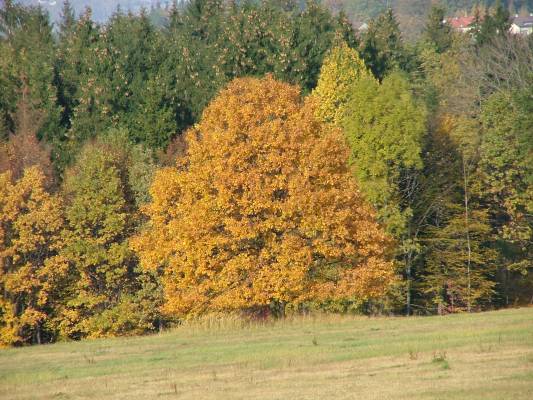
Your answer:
[1,308,532,399]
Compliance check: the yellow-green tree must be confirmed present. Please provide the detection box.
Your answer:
[0,167,67,346]
[313,46,426,237]
[421,204,498,313]
[314,52,426,313]
[58,133,161,339]
[342,72,426,237]
[132,76,394,318]
[312,43,374,126]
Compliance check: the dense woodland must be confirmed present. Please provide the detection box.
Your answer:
[0,0,531,346]
[16,0,533,39]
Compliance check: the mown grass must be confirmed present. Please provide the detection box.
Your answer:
[1,308,532,399]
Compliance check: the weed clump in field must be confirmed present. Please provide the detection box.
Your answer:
[432,350,450,370]
[408,348,419,360]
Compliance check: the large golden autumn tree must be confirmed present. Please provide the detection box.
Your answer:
[132,76,394,318]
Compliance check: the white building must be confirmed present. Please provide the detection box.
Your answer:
[510,15,533,35]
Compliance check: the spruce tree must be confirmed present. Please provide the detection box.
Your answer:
[360,8,405,80]
[58,0,76,40]
[423,4,453,53]
[476,0,511,45]
[0,3,63,158]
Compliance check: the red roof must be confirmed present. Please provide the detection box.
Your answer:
[447,16,476,29]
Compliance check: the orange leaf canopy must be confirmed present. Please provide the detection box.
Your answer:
[132,75,394,317]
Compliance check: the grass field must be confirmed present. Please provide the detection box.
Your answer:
[1,308,532,399]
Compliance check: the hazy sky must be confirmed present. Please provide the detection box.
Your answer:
[16,0,174,23]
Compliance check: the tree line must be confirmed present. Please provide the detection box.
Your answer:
[0,0,531,346]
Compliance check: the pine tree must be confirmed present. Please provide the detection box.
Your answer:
[360,8,405,80]
[476,0,511,45]
[493,0,512,34]
[289,0,339,92]
[0,3,63,157]
[58,0,76,40]
[423,4,453,53]
[55,8,102,166]
[335,10,359,49]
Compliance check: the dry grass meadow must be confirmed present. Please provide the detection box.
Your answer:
[1,307,532,399]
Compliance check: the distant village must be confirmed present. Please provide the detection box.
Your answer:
[446,13,533,35]
[356,10,533,36]
[30,0,533,37]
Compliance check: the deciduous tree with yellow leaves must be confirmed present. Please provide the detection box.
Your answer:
[132,75,394,318]
[312,42,374,126]
[0,167,67,346]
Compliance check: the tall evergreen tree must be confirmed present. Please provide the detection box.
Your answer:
[58,0,76,40]
[289,0,340,92]
[360,8,406,80]
[0,2,63,157]
[0,40,17,140]
[476,0,511,45]
[423,4,453,53]
[55,8,101,166]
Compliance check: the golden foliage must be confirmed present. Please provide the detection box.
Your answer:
[312,43,374,126]
[0,167,67,346]
[132,75,394,318]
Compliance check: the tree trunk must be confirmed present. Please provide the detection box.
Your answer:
[406,250,412,316]
[462,155,472,313]
[36,324,42,345]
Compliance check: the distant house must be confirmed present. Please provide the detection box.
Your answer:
[446,14,533,36]
[510,15,533,35]
[446,16,476,33]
